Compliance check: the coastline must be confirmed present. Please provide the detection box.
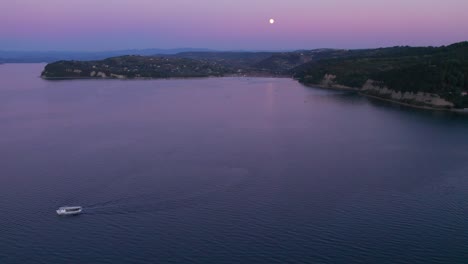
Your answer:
[41,75,224,80]
[301,81,468,113]
[41,73,289,80]
[41,73,468,114]
[301,82,360,92]
[359,92,457,112]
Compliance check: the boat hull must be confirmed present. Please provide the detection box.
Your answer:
[56,207,83,216]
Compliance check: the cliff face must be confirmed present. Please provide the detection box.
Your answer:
[313,75,457,109]
[319,74,359,90]
[361,80,454,109]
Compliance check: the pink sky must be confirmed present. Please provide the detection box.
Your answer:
[1,0,467,50]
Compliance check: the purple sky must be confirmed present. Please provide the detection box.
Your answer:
[1,0,467,51]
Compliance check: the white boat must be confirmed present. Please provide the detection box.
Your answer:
[56,206,83,216]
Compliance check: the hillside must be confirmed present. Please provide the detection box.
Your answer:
[41,55,231,79]
[169,52,275,68]
[292,42,468,108]
[0,48,214,63]
[41,49,346,79]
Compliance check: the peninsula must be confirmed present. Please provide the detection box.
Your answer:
[41,42,468,109]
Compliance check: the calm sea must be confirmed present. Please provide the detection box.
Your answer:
[1,63,468,264]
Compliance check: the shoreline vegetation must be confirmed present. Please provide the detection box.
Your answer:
[41,41,468,111]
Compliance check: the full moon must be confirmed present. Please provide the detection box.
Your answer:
[269,18,275,24]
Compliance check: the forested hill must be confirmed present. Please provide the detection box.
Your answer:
[40,51,332,79]
[41,56,232,79]
[40,49,365,79]
[292,42,468,108]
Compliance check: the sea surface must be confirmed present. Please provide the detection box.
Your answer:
[1,63,468,264]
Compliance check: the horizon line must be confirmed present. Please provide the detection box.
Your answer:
[1,41,467,54]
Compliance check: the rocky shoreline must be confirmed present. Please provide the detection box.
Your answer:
[358,93,468,113]
[301,77,467,113]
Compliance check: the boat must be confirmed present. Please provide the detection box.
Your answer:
[56,206,83,216]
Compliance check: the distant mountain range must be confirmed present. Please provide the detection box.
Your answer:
[0,48,215,63]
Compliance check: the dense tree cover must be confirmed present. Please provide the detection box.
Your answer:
[293,42,468,108]
[170,52,275,68]
[42,56,230,79]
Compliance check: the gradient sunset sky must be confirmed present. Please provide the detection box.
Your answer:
[1,0,467,51]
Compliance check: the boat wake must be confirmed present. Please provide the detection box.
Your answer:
[81,167,253,216]
[59,169,146,208]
